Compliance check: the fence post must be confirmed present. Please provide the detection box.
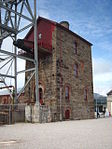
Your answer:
[9,104,11,125]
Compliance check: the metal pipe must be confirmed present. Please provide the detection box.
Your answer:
[0,73,15,78]
[0,5,2,48]
[34,0,39,104]
[14,2,17,104]
[0,49,35,62]
[17,70,35,99]
[17,67,35,75]
[25,0,34,19]
[17,1,24,29]
[59,32,62,121]
[0,57,13,70]
[96,98,97,118]
[18,23,33,33]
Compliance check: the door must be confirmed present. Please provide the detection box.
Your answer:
[65,109,70,119]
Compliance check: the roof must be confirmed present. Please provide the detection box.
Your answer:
[107,90,112,96]
[25,16,92,46]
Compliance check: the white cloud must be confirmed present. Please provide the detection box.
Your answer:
[93,58,112,75]
[94,84,112,96]
[38,9,50,19]
[72,18,112,39]
[38,0,50,18]
[93,58,112,96]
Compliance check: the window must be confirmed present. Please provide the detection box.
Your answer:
[80,61,84,72]
[84,88,88,100]
[65,86,70,100]
[74,63,78,77]
[74,41,77,54]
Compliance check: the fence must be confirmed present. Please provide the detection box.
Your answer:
[0,104,26,125]
[0,104,72,125]
[0,103,94,125]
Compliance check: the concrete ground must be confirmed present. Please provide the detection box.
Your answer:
[0,118,112,149]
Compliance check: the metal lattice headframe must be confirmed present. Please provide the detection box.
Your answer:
[0,0,39,104]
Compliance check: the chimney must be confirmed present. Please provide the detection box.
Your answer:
[60,21,69,29]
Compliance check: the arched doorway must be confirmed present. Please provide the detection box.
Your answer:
[34,85,44,105]
[39,87,44,105]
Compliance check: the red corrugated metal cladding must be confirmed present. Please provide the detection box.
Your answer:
[25,18,56,53]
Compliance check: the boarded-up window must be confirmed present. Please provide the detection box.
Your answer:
[74,41,77,54]
[80,61,84,72]
[84,88,88,100]
[74,63,78,77]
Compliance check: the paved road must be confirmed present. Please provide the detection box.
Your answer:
[0,118,112,149]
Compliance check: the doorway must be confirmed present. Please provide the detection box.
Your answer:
[39,87,43,105]
[65,109,70,119]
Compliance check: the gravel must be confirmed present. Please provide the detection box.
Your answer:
[0,118,112,149]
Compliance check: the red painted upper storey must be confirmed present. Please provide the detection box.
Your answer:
[25,17,56,53]
[24,17,92,55]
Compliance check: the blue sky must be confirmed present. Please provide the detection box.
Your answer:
[37,0,112,95]
[1,0,112,96]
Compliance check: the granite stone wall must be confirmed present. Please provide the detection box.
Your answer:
[55,27,94,120]
[24,25,94,122]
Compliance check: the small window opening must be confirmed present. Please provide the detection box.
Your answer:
[65,86,70,100]
[74,41,77,54]
[84,88,88,100]
[74,63,78,77]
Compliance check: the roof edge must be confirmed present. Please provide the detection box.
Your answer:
[107,90,112,96]
[25,16,92,46]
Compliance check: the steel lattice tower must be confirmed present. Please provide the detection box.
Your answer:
[0,0,39,104]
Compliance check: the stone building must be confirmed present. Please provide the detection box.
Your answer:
[23,17,94,121]
[107,90,112,116]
